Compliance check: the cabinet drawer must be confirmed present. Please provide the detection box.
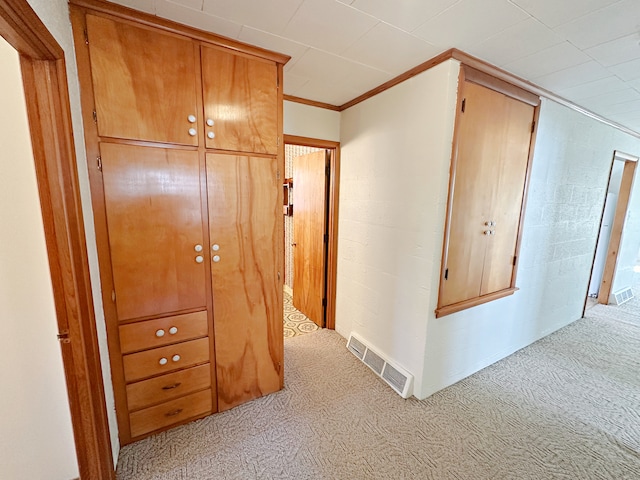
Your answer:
[123,337,210,382]
[126,363,211,411]
[119,311,208,354]
[130,389,212,438]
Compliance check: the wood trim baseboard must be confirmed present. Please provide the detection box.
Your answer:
[284,134,340,331]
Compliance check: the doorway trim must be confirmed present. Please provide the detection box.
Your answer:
[284,134,340,330]
[0,1,115,478]
[585,150,638,314]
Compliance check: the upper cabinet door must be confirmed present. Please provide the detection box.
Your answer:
[201,46,278,155]
[86,15,199,146]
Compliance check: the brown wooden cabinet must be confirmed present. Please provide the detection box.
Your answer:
[437,67,539,317]
[72,1,287,444]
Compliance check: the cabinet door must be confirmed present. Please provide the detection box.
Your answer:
[101,143,207,321]
[206,153,282,411]
[201,46,278,155]
[86,15,199,145]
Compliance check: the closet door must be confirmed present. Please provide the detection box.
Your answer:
[101,143,207,321]
[86,14,199,146]
[201,46,278,155]
[206,153,282,411]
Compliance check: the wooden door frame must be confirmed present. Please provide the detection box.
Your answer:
[284,135,340,330]
[0,1,115,478]
[593,150,638,306]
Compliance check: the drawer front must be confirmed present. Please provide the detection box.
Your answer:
[126,363,211,411]
[123,337,210,382]
[129,389,212,438]
[119,311,208,354]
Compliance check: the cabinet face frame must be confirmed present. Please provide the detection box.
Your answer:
[70,0,287,444]
[436,65,540,318]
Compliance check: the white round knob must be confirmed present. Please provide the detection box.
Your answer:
[195,255,204,263]
[159,357,168,366]
[188,128,197,136]
[169,326,178,335]
[155,329,165,338]
[484,230,491,235]
[187,114,196,123]
[213,255,220,263]
[206,118,214,127]
[211,244,220,251]
[207,131,215,139]
[194,244,203,252]
[172,354,181,362]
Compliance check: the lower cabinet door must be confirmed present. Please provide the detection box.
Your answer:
[126,363,211,411]
[129,389,212,438]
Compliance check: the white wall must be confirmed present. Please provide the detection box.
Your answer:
[284,101,341,141]
[0,37,78,480]
[25,0,120,462]
[336,60,460,396]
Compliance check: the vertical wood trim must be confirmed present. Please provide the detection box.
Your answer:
[597,159,638,304]
[283,135,340,330]
[277,64,286,382]
[16,34,115,480]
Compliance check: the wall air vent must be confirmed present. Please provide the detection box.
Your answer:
[612,287,634,305]
[346,333,413,399]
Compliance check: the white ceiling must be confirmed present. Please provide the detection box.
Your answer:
[110,0,640,134]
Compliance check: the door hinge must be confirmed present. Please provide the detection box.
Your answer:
[461,98,466,112]
[97,156,102,171]
[111,290,116,302]
[277,136,280,147]
[513,255,517,266]
[444,268,449,280]
[57,330,70,344]
[92,110,97,124]
[277,169,280,180]
[531,120,536,133]
[84,29,89,45]
[277,271,281,281]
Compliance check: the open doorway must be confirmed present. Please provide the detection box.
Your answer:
[586,151,638,312]
[283,136,340,338]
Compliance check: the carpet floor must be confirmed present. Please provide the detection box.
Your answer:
[116,310,640,479]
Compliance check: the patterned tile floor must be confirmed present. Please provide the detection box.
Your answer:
[283,290,319,338]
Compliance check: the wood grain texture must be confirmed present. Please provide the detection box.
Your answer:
[0,0,62,59]
[86,14,200,145]
[293,150,327,327]
[202,45,278,155]
[207,153,282,411]
[435,288,518,318]
[123,337,210,383]
[100,143,207,320]
[283,94,340,111]
[129,388,212,438]
[126,363,211,411]
[119,311,208,354]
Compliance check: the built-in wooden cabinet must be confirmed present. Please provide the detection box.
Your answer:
[71,0,287,444]
[436,67,539,317]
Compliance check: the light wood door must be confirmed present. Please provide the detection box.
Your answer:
[86,14,199,145]
[293,151,327,327]
[201,46,278,155]
[206,153,282,411]
[101,143,207,321]
[441,81,534,306]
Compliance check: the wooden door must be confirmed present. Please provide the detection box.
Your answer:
[86,14,199,146]
[206,153,282,411]
[101,143,207,321]
[201,45,278,155]
[293,151,328,327]
[480,90,534,295]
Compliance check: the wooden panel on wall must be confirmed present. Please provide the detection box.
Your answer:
[86,14,199,145]
[101,143,207,321]
[201,45,278,155]
[206,153,282,411]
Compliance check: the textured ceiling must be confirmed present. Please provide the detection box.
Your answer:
[110,0,640,134]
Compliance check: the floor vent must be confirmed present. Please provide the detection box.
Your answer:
[347,333,413,399]
[612,287,634,305]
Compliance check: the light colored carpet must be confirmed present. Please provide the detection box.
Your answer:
[283,291,319,338]
[116,314,640,479]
